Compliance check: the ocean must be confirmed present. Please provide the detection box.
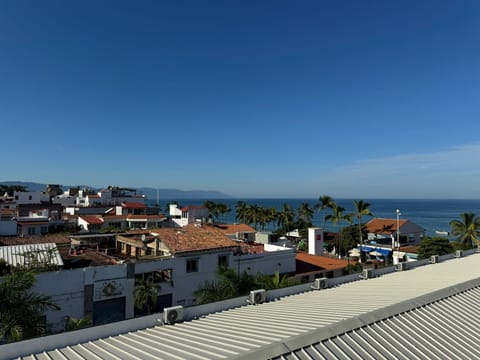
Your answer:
[148,198,480,237]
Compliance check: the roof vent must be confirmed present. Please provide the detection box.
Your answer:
[311,277,328,290]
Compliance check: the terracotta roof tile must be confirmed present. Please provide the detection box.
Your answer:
[180,206,207,211]
[79,215,104,225]
[0,234,71,246]
[211,223,256,234]
[145,225,238,254]
[364,218,408,234]
[122,202,147,209]
[296,252,349,274]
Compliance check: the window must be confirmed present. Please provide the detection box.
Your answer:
[135,269,172,284]
[218,255,228,268]
[28,195,32,200]
[186,259,198,273]
[28,227,36,235]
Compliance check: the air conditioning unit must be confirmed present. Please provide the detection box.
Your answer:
[430,255,439,264]
[249,289,266,305]
[311,277,328,290]
[396,262,407,271]
[361,268,374,279]
[455,250,463,258]
[163,305,184,324]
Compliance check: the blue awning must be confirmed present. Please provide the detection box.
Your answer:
[359,246,391,256]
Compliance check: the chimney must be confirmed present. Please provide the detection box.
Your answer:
[308,227,324,255]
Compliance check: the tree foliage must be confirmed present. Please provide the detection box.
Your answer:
[0,268,60,343]
[0,185,28,196]
[417,237,454,259]
[194,268,296,304]
[449,212,480,249]
[134,278,160,315]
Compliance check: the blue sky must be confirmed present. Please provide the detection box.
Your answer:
[1,1,480,198]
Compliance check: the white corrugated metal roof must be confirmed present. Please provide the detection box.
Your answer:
[5,253,480,359]
[0,243,63,267]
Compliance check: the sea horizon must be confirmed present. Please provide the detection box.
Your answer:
[148,197,480,237]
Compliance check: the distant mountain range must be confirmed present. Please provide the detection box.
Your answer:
[0,181,232,200]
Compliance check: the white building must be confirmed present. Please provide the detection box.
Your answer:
[20,224,295,332]
[169,204,209,227]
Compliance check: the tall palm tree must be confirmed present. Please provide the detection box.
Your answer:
[134,278,160,315]
[217,203,231,223]
[450,212,480,249]
[353,200,373,246]
[235,201,248,224]
[316,195,335,230]
[0,268,60,343]
[297,202,314,225]
[326,205,346,256]
[277,203,295,234]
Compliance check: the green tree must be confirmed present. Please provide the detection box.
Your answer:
[417,237,454,259]
[353,200,373,246]
[235,201,249,224]
[316,195,335,230]
[256,271,299,290]
[134,278,160,315]
[65,316,91,331]
[194,268,257,304]
[297,202,314,224]
[0,268,60,343]
[449,212,480,249]
[277,203,295,235]
[0,185,28,196]
[326,205,346,256]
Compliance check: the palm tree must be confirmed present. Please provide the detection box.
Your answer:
[0,268,60,343]
[450,212,480,249]
[256,271,298,290]
[194,268,256,304]
[316,195,335,230]
[134,278,160,315]
[235,201,249,224]
[326,205,346,256]
[277,203,295,234]
[65,316,91,331]
[216,203,231,223]
[353,200,373,246]
[297,202,314,224]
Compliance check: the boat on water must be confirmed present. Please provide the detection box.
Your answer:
[435,230,450,236]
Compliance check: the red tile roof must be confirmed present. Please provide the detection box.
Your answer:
[122,202,147,209]
[364,218,408,234]
[0,234,71,246]
[180,206,207,211]
[79,215,104,225]
[148,226,238,254]
[296,253,349,274]
[211,223,256,234]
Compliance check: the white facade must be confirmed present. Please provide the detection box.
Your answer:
[13,191,47,204]
[308,227,324,255]
[169,204,209,227]
[33,243,296,332]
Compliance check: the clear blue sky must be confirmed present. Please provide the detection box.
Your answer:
[1,1,480,198]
